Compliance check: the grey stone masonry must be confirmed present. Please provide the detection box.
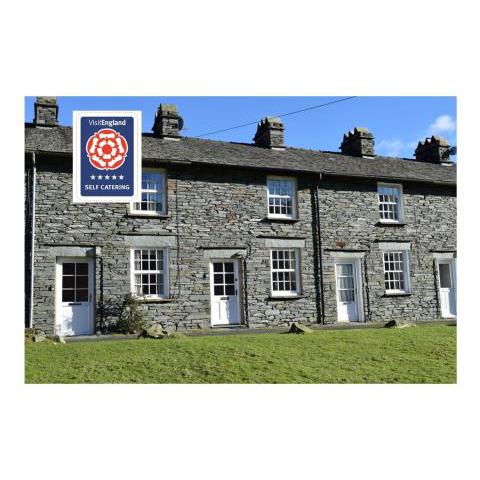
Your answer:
[253,117,285,150]
[34,97,59,127]
[415,136,452,164]
[152,104,183,139]
[340,127,375,157]
[318,176,456,323]
[30,158,318,333]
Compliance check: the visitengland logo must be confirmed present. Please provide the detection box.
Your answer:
[73,111,141,203]
[86,128,128,170]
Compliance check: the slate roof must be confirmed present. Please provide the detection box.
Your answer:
[25,125,456,186]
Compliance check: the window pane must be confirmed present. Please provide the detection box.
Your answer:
[214,285,224,296]
[62,276,74,289]
[63,263,75,275]
[76,289,88,302]
[76,276,88,289]
[439,263,452,288]
[76,263,88,275]
[62,290,74,302]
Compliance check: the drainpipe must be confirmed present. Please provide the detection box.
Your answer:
[29,152,36,328]
[313,173,326,324]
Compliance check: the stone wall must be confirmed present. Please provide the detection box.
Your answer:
[29,155,456,334]
[318,176,457,323]
[31,157,318,333]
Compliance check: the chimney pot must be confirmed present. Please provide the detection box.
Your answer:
[414,136,451,164]
[152,103,183,139]
[33,96,58,127]
[340,127,375,157]
[253,116,285,150]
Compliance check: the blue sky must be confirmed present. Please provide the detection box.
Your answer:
[25,96,456,160]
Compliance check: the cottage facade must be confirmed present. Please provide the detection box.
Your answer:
[25,98,457,336]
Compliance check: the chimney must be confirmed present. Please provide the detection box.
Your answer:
[253,117,285,150]
[340,127,375,157]
[33,96,58,127]
[414,136,451,164]
[152,104,183,140]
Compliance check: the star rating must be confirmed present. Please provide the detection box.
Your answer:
[91,173,124,181]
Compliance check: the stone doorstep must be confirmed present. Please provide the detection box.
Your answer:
[57,319,456,343]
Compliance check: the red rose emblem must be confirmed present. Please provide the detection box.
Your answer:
[86,128,128,170]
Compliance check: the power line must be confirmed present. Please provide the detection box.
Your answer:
[193,96,358,138]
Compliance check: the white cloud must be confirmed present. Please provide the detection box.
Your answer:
[376,115,456,158]
[428,114,456,134]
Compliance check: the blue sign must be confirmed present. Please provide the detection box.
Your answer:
[73,111,141,203]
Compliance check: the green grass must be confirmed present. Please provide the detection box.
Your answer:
[25,324,456,384]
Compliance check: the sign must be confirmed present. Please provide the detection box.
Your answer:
[73,111,141,203]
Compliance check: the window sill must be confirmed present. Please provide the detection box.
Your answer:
[127,212,170,219]
[263,217,300,223]
[376,221,406,227]
[381,292,412,298]
[267,295,304,301]
[135,297,175,303]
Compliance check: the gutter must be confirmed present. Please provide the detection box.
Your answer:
[25,149,456,187]
[313,173,326,324]
[29,152,36,328]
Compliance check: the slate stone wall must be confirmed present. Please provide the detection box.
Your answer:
[318,177,457,323]
[29,156,456,334]
[30,157,318,334]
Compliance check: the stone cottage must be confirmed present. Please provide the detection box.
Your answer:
[25,98,456,336]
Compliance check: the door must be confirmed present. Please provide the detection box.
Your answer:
[56,257,94,336]
[335,261,360,322]
[210,259,241,326]
[438,260,456,317]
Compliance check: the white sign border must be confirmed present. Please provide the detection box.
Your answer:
[72,110,142,204]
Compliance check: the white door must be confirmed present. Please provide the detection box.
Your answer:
[210,260,241,326]
[438,260,456,317]
[335,261,359,322]
[56,257,94,336]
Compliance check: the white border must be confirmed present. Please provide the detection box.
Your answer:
[72,110,142,203]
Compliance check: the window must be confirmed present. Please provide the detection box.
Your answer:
[270,249,300,296]
[378,183,403,222]
[131,168,166,215]
[383,251,410,293]
[131,249,168,298]
[438,263,452,288]
[61,262,89,302]
[267,177,297,219]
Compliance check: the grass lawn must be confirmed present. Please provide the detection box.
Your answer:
[25,324,456,384]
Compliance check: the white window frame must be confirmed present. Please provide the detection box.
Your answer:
[382,250,411,294]
[377,182,404,223]
[269,248,301,297]
[129,167,167,216]
[130,248,169,299]
[266,176,297,219]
